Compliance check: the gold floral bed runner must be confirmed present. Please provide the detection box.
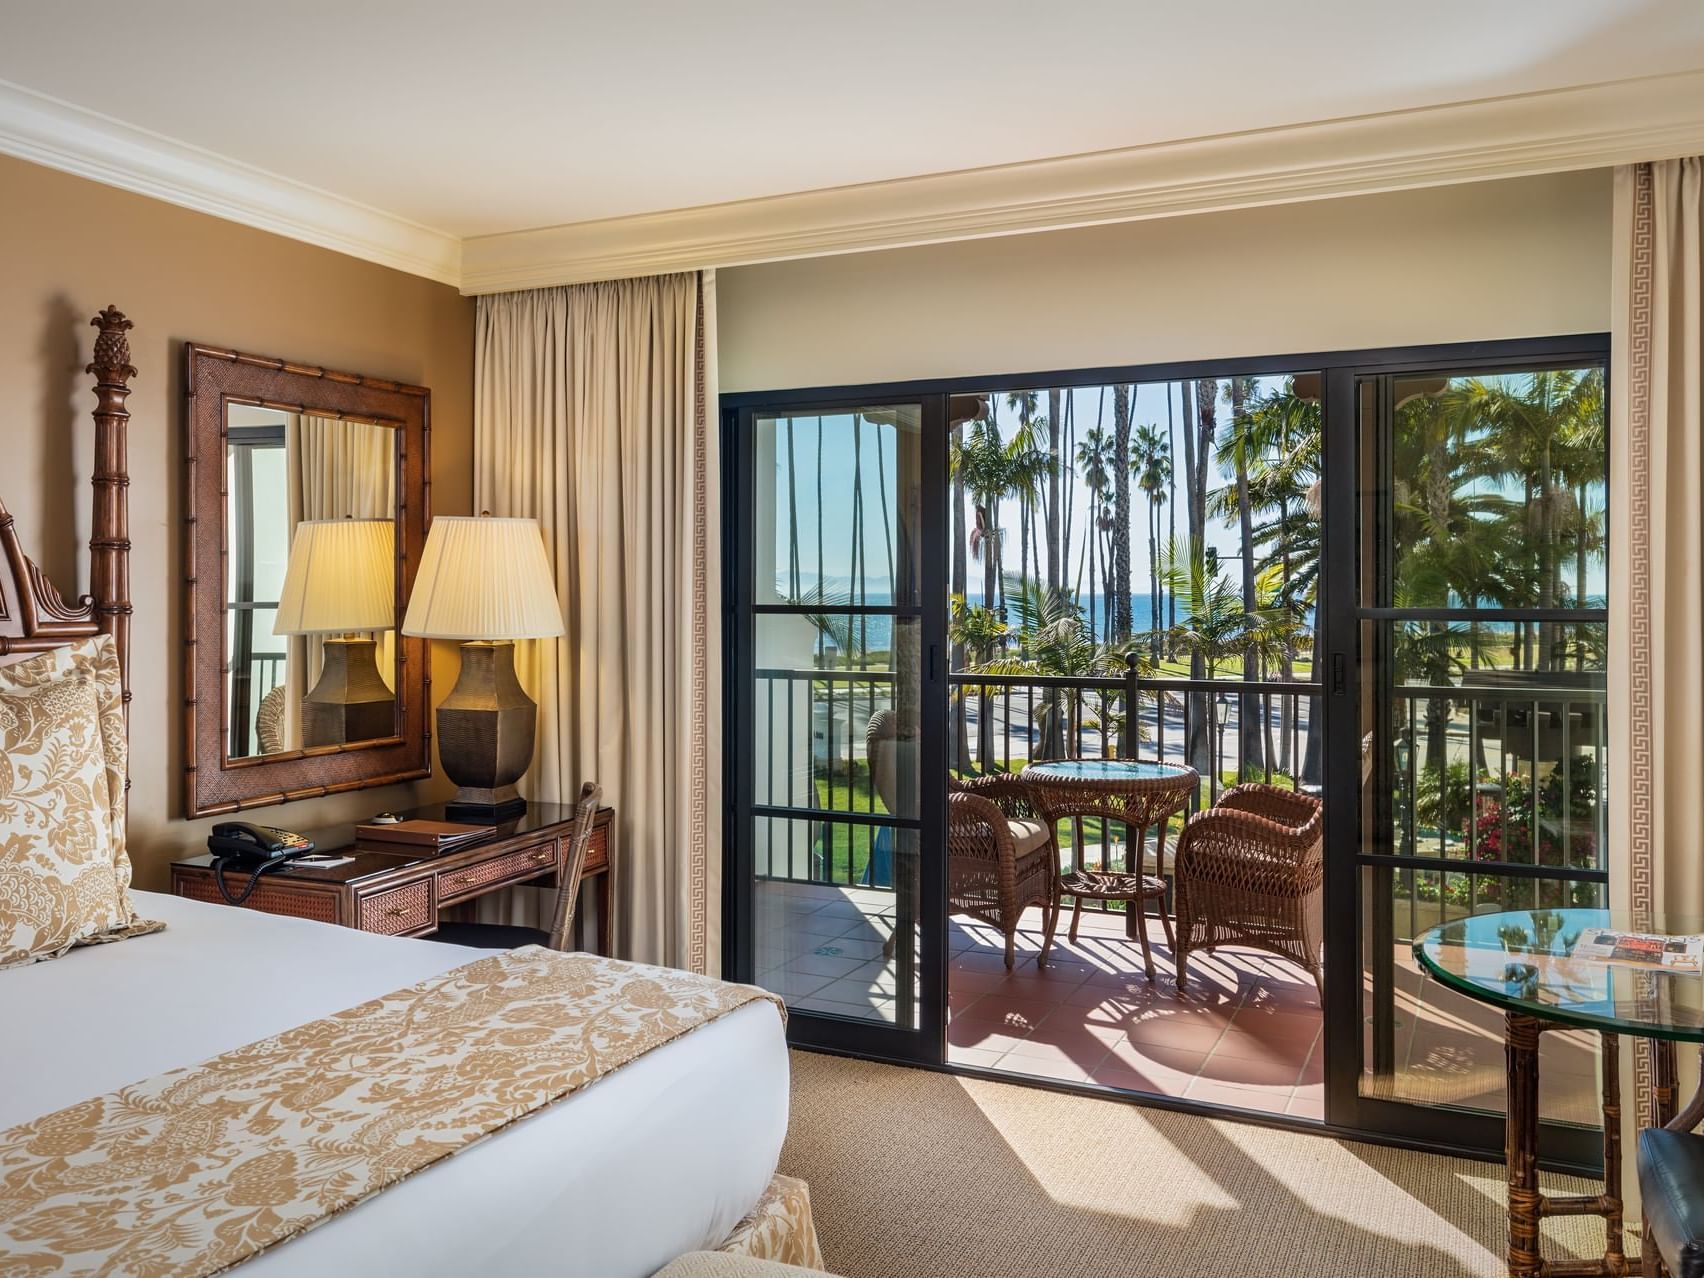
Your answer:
[0,948,783,1276]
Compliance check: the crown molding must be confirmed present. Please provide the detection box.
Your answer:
[459,70,1704,295]
[0,78,462,287]
[4,70,1700,296]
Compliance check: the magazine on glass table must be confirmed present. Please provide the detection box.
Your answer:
[1573,929,1704,974]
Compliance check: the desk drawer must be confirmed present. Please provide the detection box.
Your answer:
[359,879,434,935]
[439,839,559,903]
[584,822,608,873]
[174,870,341,925]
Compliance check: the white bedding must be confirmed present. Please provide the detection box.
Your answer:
[1,891,790,1278]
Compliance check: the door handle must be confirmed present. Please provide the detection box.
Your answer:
[1332,653,1347,695]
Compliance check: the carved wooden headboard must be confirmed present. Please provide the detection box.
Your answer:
[0,306,135,716]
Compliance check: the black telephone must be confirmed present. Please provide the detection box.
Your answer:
[209,822,315,864]
[208,823,315,905]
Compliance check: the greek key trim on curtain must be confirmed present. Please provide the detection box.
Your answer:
[473,271,721,975]
[1611,156,1704,1128]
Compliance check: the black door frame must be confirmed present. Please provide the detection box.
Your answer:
[722,393,951,1064]
[1320,335,1611,1169]
[723,332,1612,1166]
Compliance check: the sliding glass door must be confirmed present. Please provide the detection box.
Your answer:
[1322,342,1611,1162]
[723,335,1611,1157]
[725,397,948,1059]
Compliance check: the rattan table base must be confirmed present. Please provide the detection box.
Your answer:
[1058,869,1174,981]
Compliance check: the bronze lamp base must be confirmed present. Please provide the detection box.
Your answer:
[301,635,396,748]
[438,640,536,820]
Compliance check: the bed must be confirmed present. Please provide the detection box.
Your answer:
[2,891,791,1275]
[0,309,805,1277]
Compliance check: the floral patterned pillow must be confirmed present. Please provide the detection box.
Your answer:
[0,636,162,969]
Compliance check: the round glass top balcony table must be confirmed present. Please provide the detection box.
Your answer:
[1018,759,1199,982]
[1414,908,1704,1278]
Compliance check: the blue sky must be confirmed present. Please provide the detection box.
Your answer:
[760,376,1294,603]
[758,369,1609,610]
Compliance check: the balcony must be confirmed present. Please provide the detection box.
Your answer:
[753,663,1608,1122]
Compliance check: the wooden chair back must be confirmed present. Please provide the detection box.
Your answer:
[546,781,603,951]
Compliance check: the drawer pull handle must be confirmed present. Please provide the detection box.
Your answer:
[453,874,474,885]
[532,850,553,862]
[384,905,407,917]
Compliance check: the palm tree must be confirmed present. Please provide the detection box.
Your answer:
[953,411,1048,767]
[1047,389,1064,594]
[1165,389,1179,646]
[1389,612,1487,809]
[1233,379,1323,779]
[1006,421,1055,603]
[1391,385,1531,624]
[1005,390,1041,594]
[1133,422,1171,658]
[1075,422,1113,645]
[970,576,1150,761]
[1159,538,1248,778]
[948,594,1009,773]
[1161,539,1289,781]
[1218,377,1265,770]
[1060,391,1077,599]
[1111,386,1134,640]
[1442,369,1605,668]
[950,413,972,768]
[953,420,1008,770]
[1177,380,1217,764]
[953,418,1010,614]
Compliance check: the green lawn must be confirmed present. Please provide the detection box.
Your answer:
[1147,656,1315,681]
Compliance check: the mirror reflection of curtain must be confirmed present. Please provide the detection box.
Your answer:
[280,415,397,750]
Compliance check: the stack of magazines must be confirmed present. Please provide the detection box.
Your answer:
[1573,928,1704,973]
[354,819,492,854]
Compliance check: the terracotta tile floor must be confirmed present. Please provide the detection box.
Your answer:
[946,905,1326,1120]
[754,881,1603,1127]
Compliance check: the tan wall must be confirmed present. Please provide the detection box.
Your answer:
[717,170,1613,392]
[0,152,475,888]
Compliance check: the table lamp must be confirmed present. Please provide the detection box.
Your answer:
[401,515,564,819]
[274,517,397,747]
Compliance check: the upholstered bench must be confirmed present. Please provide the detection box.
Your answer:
[653,1254,840,1277]
[1639,1127,1704,1277]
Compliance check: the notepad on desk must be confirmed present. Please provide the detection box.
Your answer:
[355,819,493,852]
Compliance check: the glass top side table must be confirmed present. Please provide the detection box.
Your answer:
[1415,908,1704,1278]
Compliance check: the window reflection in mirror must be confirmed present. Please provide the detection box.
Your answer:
[223,403,399,759]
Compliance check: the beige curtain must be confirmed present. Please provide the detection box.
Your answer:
[1610,157,1704,1156]
[473,271,721,974]
[281,415,398,749]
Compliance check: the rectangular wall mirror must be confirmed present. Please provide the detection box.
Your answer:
[185,344,431,817]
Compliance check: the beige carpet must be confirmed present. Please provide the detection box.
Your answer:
[781,1050,1623,1278]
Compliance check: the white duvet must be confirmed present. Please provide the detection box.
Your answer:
[0,891,790,1277]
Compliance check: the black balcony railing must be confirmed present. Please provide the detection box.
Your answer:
[1381,677,1609,941]
[750,660,1608,931]
[753,659,1322,890]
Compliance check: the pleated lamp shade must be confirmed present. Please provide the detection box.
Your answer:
[274,518,396,636]
[402,516,565,641]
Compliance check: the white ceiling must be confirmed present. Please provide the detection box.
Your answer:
[2,0,1702,240]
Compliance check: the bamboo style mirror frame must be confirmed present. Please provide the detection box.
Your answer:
[183,343,432,817]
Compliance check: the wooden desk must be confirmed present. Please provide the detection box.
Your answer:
[170,801,616,955]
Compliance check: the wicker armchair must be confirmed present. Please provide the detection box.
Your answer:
[1173,783,1324,996]
[866,711,1059,970]
[948,774,1061,970]
[255,684,288,755]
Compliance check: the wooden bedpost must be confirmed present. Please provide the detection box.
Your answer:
[86,306,135,714]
